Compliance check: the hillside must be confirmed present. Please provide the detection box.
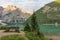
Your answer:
[25,2,60,25]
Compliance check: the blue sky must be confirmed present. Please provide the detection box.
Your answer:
[0,0,54,11]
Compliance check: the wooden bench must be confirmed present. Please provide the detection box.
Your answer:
[4,27,20,33]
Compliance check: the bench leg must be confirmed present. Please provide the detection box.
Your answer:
[15,27,20,33]
[4,28,10,32]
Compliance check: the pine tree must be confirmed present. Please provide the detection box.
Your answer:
[30,13,38,32]
[24,23,31,32]
[30,13,44,37]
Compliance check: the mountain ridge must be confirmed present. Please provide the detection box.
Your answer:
[0,5,33,16]
[25,2,60,25]
[0,5,33,23]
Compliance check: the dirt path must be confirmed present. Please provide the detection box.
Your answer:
[0,30,28,40]
[1,30,60,40]
[45,35,60,40]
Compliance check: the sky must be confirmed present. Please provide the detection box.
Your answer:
[0,0,54,11]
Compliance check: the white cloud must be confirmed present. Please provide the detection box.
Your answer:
[0,0,54,11]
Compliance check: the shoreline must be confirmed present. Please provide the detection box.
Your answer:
[45,35,60,40]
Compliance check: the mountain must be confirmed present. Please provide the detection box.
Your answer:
[0,6,4,20]
[3,5,32,18]
[0,5,33,23]
[25,2,60,25]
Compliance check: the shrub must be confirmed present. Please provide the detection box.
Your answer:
[25,32,41,40]
[24,23,31,32]
[25,32,48,40]
[0,26,6,30]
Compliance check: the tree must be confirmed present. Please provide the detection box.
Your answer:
[30,13,44,38]
[30,13,38,32]
[24,23,31,32]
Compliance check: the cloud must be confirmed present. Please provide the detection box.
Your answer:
[0,0,54,11]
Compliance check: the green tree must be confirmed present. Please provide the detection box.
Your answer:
[30,13,44,37]
[30,13,38,32]
[24,23,31,32]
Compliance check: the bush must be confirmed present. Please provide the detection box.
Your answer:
[0,26,6,30]
[25,31,48,40]
[0,35,25,40]
[25,32,41,40]
[24,23,31,32]
[37,31,44,38]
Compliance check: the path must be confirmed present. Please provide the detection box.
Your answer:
[45,35,60,40]
[1,30,60,40]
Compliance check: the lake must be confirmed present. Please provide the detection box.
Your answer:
[20,24,60,35]
[40,25,60,35]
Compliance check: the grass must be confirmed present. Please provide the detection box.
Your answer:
[0,35,25,40]
[0,31,49,40]
[25,31,49,40]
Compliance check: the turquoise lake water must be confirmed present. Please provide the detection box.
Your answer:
[20,24,60,35]
[40,25,60,35]
[7,23,60,35]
